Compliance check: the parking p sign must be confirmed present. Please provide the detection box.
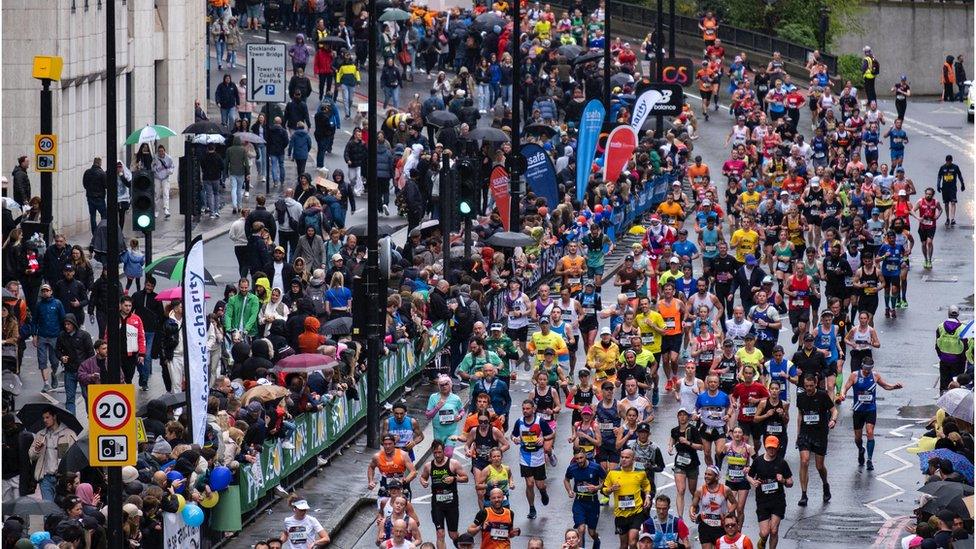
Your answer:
[88,384,137,467]
[247,43,287,103]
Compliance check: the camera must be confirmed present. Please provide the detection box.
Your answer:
[98,435,127,461]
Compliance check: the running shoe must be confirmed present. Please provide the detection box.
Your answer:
[540,489,550,505]
[823,483,832,502]
[527,507,537,519]
[898,300,908,309]
[858,447,865,466]
[665,378,674,392]
[866,460,874,471]
[651,388,660,407]
[797,493,808,507]
[891,309,897,319]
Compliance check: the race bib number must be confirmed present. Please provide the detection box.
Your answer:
[435,492,454,503]
[583,306,595,314]
[490,527,510,540]
[625,292,637,299]
[728,469,744,479]
[720,371,735,382]
[675,454,692,466]
[857,393,874,403]
[703,514,722,527]
[665,319,676,330]
[439,409,455,424]
[599,422,616,431]
[802,413,820,424]
[642,335,655,345]
[742,406,757,416]
[761,481,779,494]
[618,495,636,509]
[521,433,538,445]
[538,413,552,421]
[766,424,783,434]
[568,277,581,286]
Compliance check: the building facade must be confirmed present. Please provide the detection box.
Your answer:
[2,0,206,237]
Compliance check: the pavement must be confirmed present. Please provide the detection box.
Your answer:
[24,23,976,549]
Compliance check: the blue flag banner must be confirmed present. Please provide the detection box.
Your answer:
[575,100,605,204]
[521,143,559,209]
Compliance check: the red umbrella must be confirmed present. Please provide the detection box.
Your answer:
[155,287,212,301]
[273,353,338,373]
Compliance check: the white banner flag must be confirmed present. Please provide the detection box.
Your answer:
[163,511,200,549]
[183,236,209,447]
[630,88,673,134]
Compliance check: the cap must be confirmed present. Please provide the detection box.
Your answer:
[274,245,285,253]
[539,317,550,324]
[578,368,591,377]
[40,283,51,290]
[723,339,734,347]
[764,435,780,449]
[599,326,612,336]
[332,253,344,261]
[639,532,654,541]
[871,207,881,215]
[291,499,310,510]
[669,256,680,264]
[152,436,173,455]
[122,503,143,517]
[636,422,651,433]
[581,405,594,415]
[543,348,556,356]
[803,333,815,341]
[584,280,595,287]
[762,275,774,284]
[677,407,690,416]
[122,465,139,483]
[949,305,960,316]
[625,255,634,261]
[62,264,74,271]
[489,323,504,332]
[745,254,758,266]
[780,190,790,196]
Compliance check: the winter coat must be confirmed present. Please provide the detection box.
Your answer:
[288,75,313,103]
[245,206,277,240]
[54,315,93,373]
[33,296,65,338]
[284,100,311,130]
[83,163,106,199]
[200,151,224,181]
[121,248,145,279]
[224,291,260,336]
[375,142,395,179]
[42,244,71,284]
[314,103,339,140]
[267,124,290,156]
[343,138,368,168]
[288,35,312,65]
[313,47,335,76]
[28,423,77,481]
[52,277,88,319]
[11,165,31,206]
[295,232,326,267]
[215,81,240,110]
[288,128,313,160]
[247,233,272,278]
[78,354,107,386]
[225,137,249,176]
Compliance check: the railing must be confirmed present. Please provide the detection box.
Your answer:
[550,0,837,74]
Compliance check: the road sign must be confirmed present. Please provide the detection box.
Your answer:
[247,43,287,103]
[35,134,57,155]
[35,154,55,172]
[88,384,137,466]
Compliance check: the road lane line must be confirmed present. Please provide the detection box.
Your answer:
[863,420,927,522]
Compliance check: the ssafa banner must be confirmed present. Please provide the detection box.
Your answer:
[602,125,637,184]
[182,236,210,447]
[489,166,511,231]
[521,143,559,209]
[163,510,200,549]
[630,87,674,133]
[575,99,606,203]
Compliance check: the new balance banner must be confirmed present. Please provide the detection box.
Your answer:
[630,84,685,132]
[490,166,511,231]
[602,125,637,184]
[521,143,559,208]
[576,99,606,203]
[182,236,209,447]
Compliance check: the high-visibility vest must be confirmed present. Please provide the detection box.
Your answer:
[937,322,965,356]
[863,56,876,80]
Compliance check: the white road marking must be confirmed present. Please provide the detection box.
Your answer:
[863,420,927,522]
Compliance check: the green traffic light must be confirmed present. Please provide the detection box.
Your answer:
[459,202,471,215]
[136,214,152,229]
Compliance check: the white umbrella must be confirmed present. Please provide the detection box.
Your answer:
[191,133,226,145]
[959,319,973,340]
[125,124,177,145]
[937,388,974,421]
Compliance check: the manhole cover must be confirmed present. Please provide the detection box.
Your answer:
[899,403,939,419]
[922,276,959,283]
[785,512,882,545]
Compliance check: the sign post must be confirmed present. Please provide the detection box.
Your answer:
[35,133,57,172]
[246,42,286,194]
[87,384,137,467]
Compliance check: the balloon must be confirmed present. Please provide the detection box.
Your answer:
[594,205,604,214]
[30,532,51,546]
[537,206,548,217]
[175,493,186,514]
[209,466,232,491]
[200,491,220,509]
[577,215,587,225]
[182,503,205,528]
[167,471,185,493]
[602,198,610,206]
[583,210,592,219]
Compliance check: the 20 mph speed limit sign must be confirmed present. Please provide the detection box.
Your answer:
[88,384,137,466]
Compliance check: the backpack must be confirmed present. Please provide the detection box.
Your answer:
[872,58,880,76]
[302,210,322,235]
[275,199,298,230]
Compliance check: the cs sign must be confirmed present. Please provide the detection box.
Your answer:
[648,58,696,87]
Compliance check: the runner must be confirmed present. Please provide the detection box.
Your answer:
[577,281,604,352]
[839,357,903,471]
[596,381,623,479]
[676,360,706,412]
[503,279,532,371]
[565,368,597,424]
[528,317,568,365]
[689,466,738,549]
[375,480,422,528]
[755,380,790,460]
[695,374,732,467]
[746,436,793,549]
[717,514,754,549]
[563,446,606,549]
[636,297,667,404]
[730,365,770,449]
[913,187,942,269]
[712,340,740,395]
[602,448,652,549]
[936,154,965,226]
[282,496,331,549]
[657,283,685,393]
[474,448,514,509]
[669,408,703,518]
[723,426,755,528]
[619,378,654,423]
[640,494,692,548]
[724,306,753,352]
[764,346,797,402]
[582,223,614,289]
[531,368,562,438]
[748,293,782,360]
[851,251,882,322]
[628,422,666,497]
[418,439,468,549]
[376,495,422,546]
[587,326,621,384]
[465,411,509,506]
[794,374,838,507]
[380,401,425,461]
[783,260,816,343]
[556,241,587,294]
[425,376,465,456]
[844,311,881,371]
[568,405,602,460]
[467,488,520,548]
[510,399,555,519]
[367,434,419,499]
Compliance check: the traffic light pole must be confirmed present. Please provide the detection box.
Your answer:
[510,0,521,234]
[143,230,153,264]
[364,0,381,450]
[104,0,124,547]
[655,0,665,137]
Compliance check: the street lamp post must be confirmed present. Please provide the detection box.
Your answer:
[603,4,611,109]
[365,0,382,449]
[654,0,665,136]
[510,0,521,233]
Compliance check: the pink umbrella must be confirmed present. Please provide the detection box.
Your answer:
[155,287,212,301]
[273,353,338,373]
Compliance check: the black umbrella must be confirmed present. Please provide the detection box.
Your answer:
[485,231,536,248]
[182,120,225,135]
[137,392,186,416]
[145,254,219,286]
[947,494,974,520]
[320,36,351,50]
[345,222,404,238]
[2,496,61,517]
[572,51,603,65]
[524,124,559,139]
[321,316,353,336]
[17,399,83,434]
[469,127,510,143]
[59,433,91,473]
[610,72,635,88]
[426,110,460,128]
[557,45,584,59]
[919,480,975,501]
[473,12,506,31]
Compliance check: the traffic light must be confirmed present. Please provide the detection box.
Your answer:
[456,159,479,219]
[130,170,155,231]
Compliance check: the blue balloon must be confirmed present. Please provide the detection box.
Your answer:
[582,210,592,219]
[182,503,205,528]
[166,471,185,493]
[209,466,232,491]
[602,198,610,206]
[30,532,51,546]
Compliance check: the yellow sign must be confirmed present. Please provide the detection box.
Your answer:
[35,155,55,173]
[31,56,63,81]
[135,417,147,443]
[87,384,137,467]
[35,134,57,155]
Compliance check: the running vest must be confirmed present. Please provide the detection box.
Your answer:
[717,354,739,393]
[558,298,579,326]
[386,417,415,450]
[851,369,877,412]
[505,292,529,328]
[788,275,811,310]
[850,326,873,350]
[860,267,880,296]
[679,377,702,411]
[429,459,459,505]
[696,332,717,366]
[473,426,498,463]
[596,400,621,452]
[761,398,787,436]
[532,386,557,420]
[725,444,749,484]
[480,506,514,547]
[658,299,682,335]
[377,450,408,485]
[689,293,717,320]
[697,484,729,527]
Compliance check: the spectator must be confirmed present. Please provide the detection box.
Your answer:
[82,157,107,234]
[335,52,361,118]
[28,405,79,501]
[284,92,311,131]
[121,238,145,293]
[314,101,339,167]
[288,122,314,177]
[200,144,224,217]
[118,295,147,384]
[54,314,93,415]
[215,74,240,127]
[226,135,249,214]
[275,189,304,258]
[131,275,164,392]
[225,277,260,340]
[160,300,185,391]
[52,265,87,329]
[267,117,290,188]
[42,233,71,285]
[11,156,31,207]
[34,283,65,392]
[289,67,313,104]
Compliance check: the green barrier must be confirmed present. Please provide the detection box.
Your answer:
[237,321,451,513]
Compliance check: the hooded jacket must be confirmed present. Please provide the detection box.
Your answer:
[33,294,66,338]
[225,136,249,176]
[288,34,312,65]
[55,314,94,372]
[224,290,260,337]
[287,127,313,160]
[52,276,89,318]
[314,102,340,140]
[304,274,328,316]
[285,298,314,348]
[297,316,325,353]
